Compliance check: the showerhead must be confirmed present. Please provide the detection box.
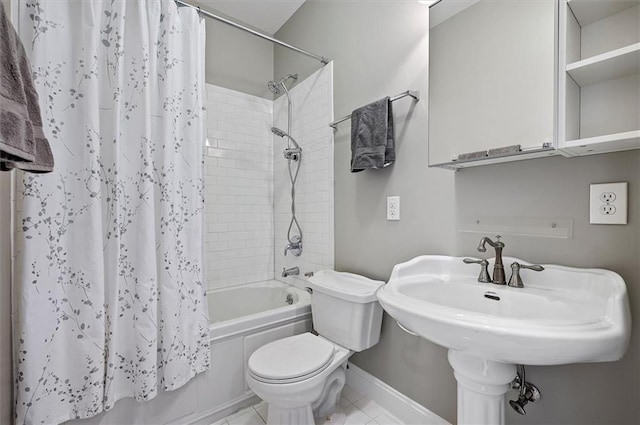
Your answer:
[267,74,298,95]
[267,80,281,95]
[271,127,301,151]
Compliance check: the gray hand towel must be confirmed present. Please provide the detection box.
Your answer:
[0,2,53,173]
[350,97,394,173]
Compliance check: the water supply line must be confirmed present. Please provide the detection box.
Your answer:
[510,364,541,415]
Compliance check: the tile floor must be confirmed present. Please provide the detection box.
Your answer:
[210,385,405,425]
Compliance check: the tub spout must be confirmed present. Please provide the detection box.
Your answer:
[282,266,300,278]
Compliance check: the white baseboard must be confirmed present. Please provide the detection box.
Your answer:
[181,392,261,425]
[345,363,451,425]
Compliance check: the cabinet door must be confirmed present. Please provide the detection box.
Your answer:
[428,0,556,167]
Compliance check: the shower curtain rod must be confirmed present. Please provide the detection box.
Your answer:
[174,0,330,65]
[329,90,420,129]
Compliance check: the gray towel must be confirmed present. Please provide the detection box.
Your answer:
[350,97,394,173]
[0,2,53,173]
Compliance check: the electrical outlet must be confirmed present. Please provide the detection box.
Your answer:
[599,192,616,203]
[387,196,400,221]
[590,182,627,225]
[599,205,616,215]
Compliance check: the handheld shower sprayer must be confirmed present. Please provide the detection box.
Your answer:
[271,127,301,150]
[271,127,301,161]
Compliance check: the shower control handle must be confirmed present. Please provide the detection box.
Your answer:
[284,235,302,257]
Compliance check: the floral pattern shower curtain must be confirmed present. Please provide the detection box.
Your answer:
[13,1,209,423]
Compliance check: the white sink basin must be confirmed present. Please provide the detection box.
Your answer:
[376,255,631,366]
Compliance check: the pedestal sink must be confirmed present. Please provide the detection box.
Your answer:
[376,255,631,425]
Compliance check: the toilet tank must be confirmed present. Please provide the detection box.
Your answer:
[307,270,385,352]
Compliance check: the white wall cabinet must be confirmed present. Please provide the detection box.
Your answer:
[428,0,559,170]
[559,0,640,156]
[428,0,640,169]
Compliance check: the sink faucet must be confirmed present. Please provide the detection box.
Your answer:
[282,266,300,278]
[477,236,506,285]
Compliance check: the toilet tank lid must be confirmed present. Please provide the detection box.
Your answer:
[308,269,385,303]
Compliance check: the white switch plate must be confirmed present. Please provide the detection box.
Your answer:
[590,182,627,225]
[387,196,400,221]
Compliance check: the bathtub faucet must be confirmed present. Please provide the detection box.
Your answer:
[282,266,300,278]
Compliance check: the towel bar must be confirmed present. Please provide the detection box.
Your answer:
[329,90,420,129]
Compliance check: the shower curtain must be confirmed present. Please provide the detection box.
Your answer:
[13,1,209,423]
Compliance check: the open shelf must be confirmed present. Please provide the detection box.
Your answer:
[566,43,640,87]
[560,0,639,157]
[562,130,640,155]
[567,0,640,26]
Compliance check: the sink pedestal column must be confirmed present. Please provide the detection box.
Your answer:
[448,350,516,425]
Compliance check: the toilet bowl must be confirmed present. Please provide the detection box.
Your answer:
[245,270,385,425]
[246,333,351,425]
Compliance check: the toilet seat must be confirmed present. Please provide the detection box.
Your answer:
[248,333,335,384]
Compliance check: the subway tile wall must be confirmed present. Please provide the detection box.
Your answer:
[274,64,335,288]
[204,65,334,291]
[204,85,274,290]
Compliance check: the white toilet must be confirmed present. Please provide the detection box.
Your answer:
[246,269,384,425]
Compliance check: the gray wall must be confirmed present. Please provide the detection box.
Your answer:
[200,4,274,99]
[456,152,640,425]
[276,1,458,421]
[276,1,640,424]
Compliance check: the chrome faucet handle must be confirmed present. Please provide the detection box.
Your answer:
[508,262,544,288]
[463,258,492,283]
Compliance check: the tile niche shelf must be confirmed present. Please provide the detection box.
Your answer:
[559,0,640,156]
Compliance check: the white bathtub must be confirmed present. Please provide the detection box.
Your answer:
[192,281,312,424]
[209,279,309,325]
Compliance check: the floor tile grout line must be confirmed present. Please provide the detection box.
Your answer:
[252,404,267,424]
[215,395,407,425]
